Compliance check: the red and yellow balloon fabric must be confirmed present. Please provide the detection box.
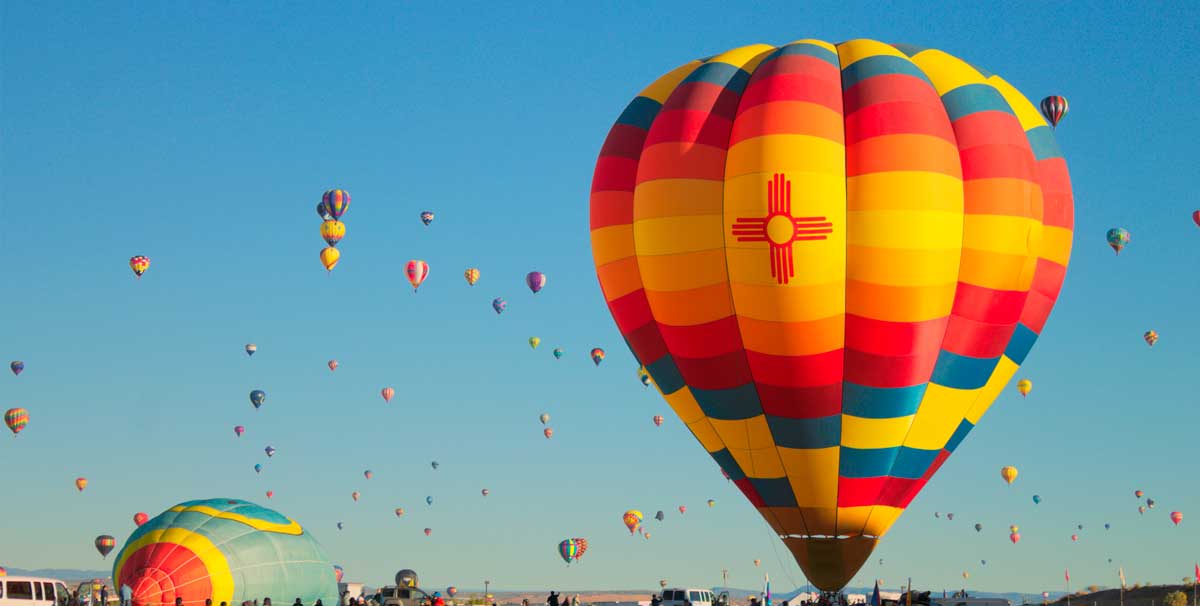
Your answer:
[129,256,150,278]
[4,407,29,435]
[76,477,89,492]
[406,260,430,291]
[589,38,1074,590]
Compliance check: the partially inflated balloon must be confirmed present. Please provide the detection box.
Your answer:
[134,512,149,527]
[5,407,29,435]
[529,337,541,349]
[76,477,88,492]
[112,499,337,606]
[96,535,116,558]
[543,428,553,439]
[250,390,266,409]
[653,415,664,427]
[1144,331,1158,347]
[590,38,1075,591]
[1016,379,1032,397]
[234,426,245,438]
[1001,466,1019,485]
[245,344,256,357]
[320,247,340,272]
[1170,511,1182,525]
[406,260,430,291]
[420,211,434,226]
[1039,96,1068,129]
[492,298,506,314]
[464,268,480,286]
[328,360,338,372]
[322,190,350,220]
[10,361,23,376]
[539,413,550,425]
[622,510,643,534]
[381,387,394,403]
[526,271,547,294]
[320,220,345,247]
[129,256,150,278]
[1106,228,1130,255]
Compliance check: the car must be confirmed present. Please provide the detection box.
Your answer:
[0,576,72,606]
[660,589,715,606]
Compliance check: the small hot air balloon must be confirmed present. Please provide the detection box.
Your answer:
[337,522,344,530]
[394,508,404,517]
[492,297,506,314]
[679,505,686,514]
[420,211,434,226]
[707,499,715,507]
[351,491,360,502]
[1105,523,1111,530]
[423,528,432,536]
[590,348,606,366]
[95,535,116,558]
[265,446,276,458]
[1077,524,1084,530]
[754,559,761,567]
[129,256,150,278]
[481,488,490,497]
[250,390,266,409]
[660,581,667,589]
[333,566,344,584]
[1071,534,1078,542]
[234,425,245,438]
[1039,95,1068,128]
[406,260,430,291]
[655,510,664,522]
[553,348,564,359]
[320,220,346,247]
[266,490,274,498]
[981,560,987,566]
[558,539,579,565]
[1135,490,1144,498]
[431,461,439,470]
[962,572,969,580]
[1000,466,1018,485]
[1144,330,1158,347]
[544,427,553,439]
[322,189,350,220]
[446,588,458,598]
[934,512,940,518]
[1139,506,1146,514]
[381,387,394,403]
[317,201,331,220]
[245,344,256,357]
[1017,379,1032,397]
[643,532,651,539]
[1147,498,1156,509]
[10,361,24,376]
[529,337,541,349]
[622,510,643,534]
[75,477,88,492]
[320,247,340,272]
[1170,511,1183,525]
[327,360,338,372]
[464,268,480,286]
[525,271,547,294]
[1106,228,1130,255]
[1009,532,1020,544]
[426,496,433,505]
[5,407,29,436]
[1009,525,1019,533]
[1033,495,1042,505]
[133,512,149,526]
[638,366,652,387]
[539,413,550,425]
[254,464,262,474]
[364,470,373,480]
[653,415,664,427]
[947,513,955,521]
[974,523,983,532]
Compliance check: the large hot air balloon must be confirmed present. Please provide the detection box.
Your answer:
[1016,379,1032,397]
[420,211,435,226]
[381,387,394,403]
[653,415,665,427]
[134,512,149,527]
[492,298,507,314]
[322,190,350,220]
[1144,331,1158,347]
[588,38,1075,591]
[320,247,340,272]
[464,268,480,286]
[129,256,150,278]
[539,413,550,425]
[1193,210,1200,228]
[1170,511,1182,525]
[622,510,643,534]
[526,271,547,294]
[76,477,89,492]
[1039,96,1068,129]
[320,221,346,247]
[553,348,564,359]
[245,344,256,357]
[10,361,24,376]
[1001,466,1019,485]
[96,535,116,558]
[573,538,589,560]
[5,407,29,436]
[112,498,338,606]
[250,390,266,409]
[590,348,606,366]
[327,360,339,372]
[529,337,541,349]
[544,427,553,439]
[1106,228,1130,255]
[406,260,430,291]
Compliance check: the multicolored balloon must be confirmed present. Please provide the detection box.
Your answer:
[406,260,430,291]
[245,344,256,357]
[1135,490,1144,498]
[1016,379,1032,397]
[250,390,266,409]
[590,348,606,366]
[327,359,338,372]
[265,446,276,458]
[1039,95,1068,129]
[320,247,340,272]
[464,268,480,286]
[95,535,116,558]
[364,470,373,480]
[420,211,434,226]
[622,510,643,534]
[446,588,457,598]
[234,426,245,438]
[394,508,404,517]
[1144,330,1158,347]
[1139,506,1146,514]
[481,488,490,497]
[558,539,584,564]
[320,220,345,247]
[381,387,394,403]
[10,361,23,376]
[322,190,350,220]
[1001,466,1019,485]
[351,491,359,502]
[543,427,553,439]
[112,499,337,606]
[5,407,29,435]
[706,499,715,508]
[1106,228,1130,255]
[134,512,149,527]
[653,415,664,427]
[539,413,550,425]
[529,337,541,349]
[492,297,506,314]
[423,528,432,536]
[129,256,150,278]
[525,271,547,294]
[76,477,88,492]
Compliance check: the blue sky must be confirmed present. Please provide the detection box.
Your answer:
[2,0,1198,596]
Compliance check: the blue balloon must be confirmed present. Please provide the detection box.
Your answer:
[1032,494,1042,504]
[254,464,262,474]
[426,496,433,506]
[250,390,266,409]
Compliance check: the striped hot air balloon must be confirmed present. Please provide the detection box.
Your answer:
[5,407,29,436]
[322,190,350,220]
[1039,96,1068,129]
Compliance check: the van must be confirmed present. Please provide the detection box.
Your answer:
[661,589,715,606]
[0,576,72,606]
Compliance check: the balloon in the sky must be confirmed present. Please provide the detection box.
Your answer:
[420,211,434,226]
[1016,379,1032,397]
[588,37,1076,592]
[10,361,24,376]
[643,532,651,540]
[1104,523,1110,530]
[539,413,550,425]
[1009,525,1018,533]
[446,588,457,598]
[947,513,955,520]
[553,348,564,359]
[245,344,256,357]
[481,488,490,497]
[250,390,266,409]
[394,508,404,517]
[1077,524,1083,530]
[266,490,274,498]
[317,202,331,220]
[234,426,245,438]
[320,247,340,272]
[1009,532,1021,544]
[431,461,439,470]
[529,337,541,349]
[981,560,986,566]
[492,297,507,314]
[655,510,665,522]
[95,535,116,558]
[961,572,969,580]
[351,491,360,502]
[112,499,337,606]
[590,348,606,366]
[660,581,668,589]
[405,260,430,292]
[974,523,982,532]
[1001,466,1019,485]
[1170,511,1182,525]
[364,470,373,480]
[327,360,338,372]
[1106,228,1130,255]
[1135,490,1144,498]
[558,539,580,564]
[336,522,344,530]
[5,407,29,435]
[464,268,481,286]
[265,446,276,458]
[1139,506,1146,514]
[706,499,715,508]
[544,427,553,439]
[333,566,344,584]
[426,496,433,505]
[934,512,940,518]
[423,528,432,536]
[76,477,88,492]
[381,387,394,403]
[129,256,150,278]
[1144,330,1158,347]
[1071,534,1078,542]
[653,415,664,427]
[622,510,643,534]
[525,271,547,294]
[638,366,652,387]
[254,464,262,474]
[320,220,346,247]
[1039,95,1068,129]
[754,559,761,567]
[133,512,149,527]
[322,190,350,220]
[678,505,686,514]
[1147,498,1156,509]
[1033,495,1042,504]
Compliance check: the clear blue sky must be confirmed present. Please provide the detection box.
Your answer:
[2,0,1198,597]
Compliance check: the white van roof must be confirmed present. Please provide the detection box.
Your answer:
[3,577,68,584]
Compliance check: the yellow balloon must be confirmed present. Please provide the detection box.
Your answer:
[1000,466,1018,485]
[320,247,340,272]
[529,337,541,349]
[464,268,481,286]
[320,220,346,246]
[1016,379,1032,397]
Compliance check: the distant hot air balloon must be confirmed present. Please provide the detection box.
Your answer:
[1010,532,1021,544]
[1107,228,1131,255]
[962,572,969,580]
[129,256,150,278]
[638,366,652,387]
[337,522,344,530]
[482,488,490,497]
[420,211,434,226]
[10,361,24,376]
[423,528,432,536]
[328,360,338,372]
[394,508,404,517]
[134,512,149,526]
[1071,534,1078,542]
[431,461,439,470]
[254,464,262,474]
[234,425,245,438]
[539,413,550,425]
[707,499,715,508]
[320,220,346,247]
[464,268,480,286]
[678,506,686,514]
[974,523,982,532]
[76,477,88,492]
[529,337,541,349]
[934,512,940,518]
[446,588,458,598]
[660,581,667,589]
[643,532,651,540]
[381,387,394,403]
[1077,524,1083,530]
[1135,490,1144,498]
[1009,525,1019,533]
[590,348,606,366]
[1104,523,1111,530]
[250,390,266,409]
[266,490,274,498]
[544,427,553,439]
[351,491,360,502]
[1139,506,1146,514]
[426,496,433,505]
[1147,498,1156,509]
[265,446,276,458]
[553,348,564,359]
[1170,511,1182,525]
[622,510,643,534]
[317,202,331,220]
[333,566,344,584]
[525,271,547,294]
[1017,379,1032,397]
[1033,495,1042,505]
[364,470,373,480]
[1001,466,1019,485]
[95,535,116,558]
[947,513,955,521]
[492,297,506,314]
[322,190,350,220]
[5,407,29,436]
[245,344,256,357]
[558,539,579,564]
[981,560,986,566]
[1144,330,1158,347]
[655,510,664,522]
[393,260,433,295]
[320,247,340,272]
[1039,96,1068,129]
[653,415,664,427]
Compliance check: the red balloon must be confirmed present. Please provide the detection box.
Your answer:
[133,512,149,526]
[424,527,432,536]
[1009,532,1021,544]
[1170,511,1183,525]
[1193,210,1200,227]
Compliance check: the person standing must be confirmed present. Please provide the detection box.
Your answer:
[547,593,559,606]
[100,586,109,606]
[120,586,133,606]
